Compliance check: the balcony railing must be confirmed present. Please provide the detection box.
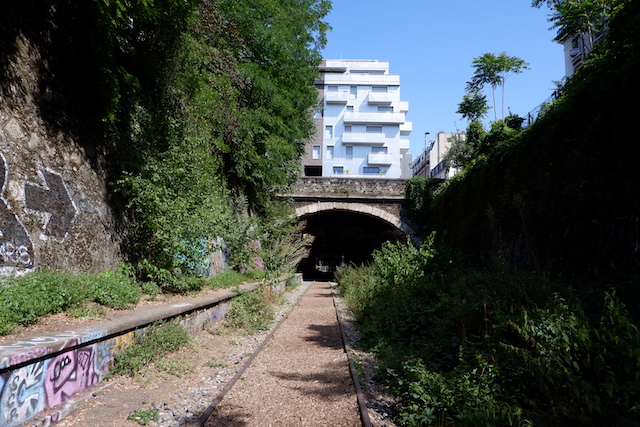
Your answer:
[344,111,405,125]
[367,92,394,104]
[318,74,400,85]
[368,153,394,165]
[342,132,388,145]
[400,121,412,135]
[325,91,349,104]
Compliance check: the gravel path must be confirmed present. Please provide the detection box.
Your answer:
[204,281,361,426]
[46,281,397,427]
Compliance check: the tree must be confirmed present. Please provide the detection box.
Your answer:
[532,0,625,57]
[456,90,490,122]
[444,120,487,169]
[466,52,529,120]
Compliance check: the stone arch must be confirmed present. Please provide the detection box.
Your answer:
[295,201,419,244]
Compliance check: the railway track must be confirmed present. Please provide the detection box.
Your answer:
[195,280,372,426]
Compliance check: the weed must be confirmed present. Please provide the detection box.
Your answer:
[156,356,195,377]
[224,289,274,334]
[67,303,108,319]
[128,405,159,425]
[204,362,226,368]
[112,321,191,376]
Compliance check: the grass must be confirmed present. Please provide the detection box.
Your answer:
[156,356,195,378]
[0,267,141,335]
[111,320,192,377]
[0,266,265,336]
[224,288,275,334]
[128,405,159,425]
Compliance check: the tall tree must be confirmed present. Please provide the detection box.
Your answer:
[456,90,490,122]
[532,0,625,56]
[466,52,529,120]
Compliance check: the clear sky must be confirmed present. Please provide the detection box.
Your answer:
[320,0,565,157]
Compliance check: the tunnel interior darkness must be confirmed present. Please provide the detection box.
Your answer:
[297,209,407,280]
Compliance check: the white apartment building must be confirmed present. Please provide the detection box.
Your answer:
[302,59,412,178]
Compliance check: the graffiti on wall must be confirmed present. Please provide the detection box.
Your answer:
[0,153,35,275]
[24,169,77,241]
[0,331,134,427]
[0,152,77,275]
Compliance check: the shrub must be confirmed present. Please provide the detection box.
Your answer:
[90,268,141,309]
[112,321,191,376]
[225,288,274,334]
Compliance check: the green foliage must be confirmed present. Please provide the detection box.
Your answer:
[224,289,275,334]
[504,292,640,423]
[337,239,640,424]
[128,405,160,426]
[457,90,490,122]
[405,177,443,233]
[0,268,142,334]
[90,268,141,309]
[429,0,640,281]
[112,321,191,376]
[466,52,529,120]
[388,355,527,426]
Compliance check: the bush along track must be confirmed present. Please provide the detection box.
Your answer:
[335,238,640,426]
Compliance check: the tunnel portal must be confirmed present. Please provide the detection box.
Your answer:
[297,208,408,280]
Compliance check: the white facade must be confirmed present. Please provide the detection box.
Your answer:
[410,131,461,179]
[304,60,412,178]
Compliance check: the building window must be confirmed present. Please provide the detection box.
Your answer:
[314,109,322,119]
[325,125,333,139]
[326,146,334,160]
[345,146,353,159]
[366,125,382,133]
[344,125,352,133]
[350,86,357,99]
[333,166,344,175]
[312,145,320,159]
[346,105,354,112]
[378,106,393,112]
[371,146,387,154]
[363,167,380,174]
[328,85,338,92]
[372,86,388,92]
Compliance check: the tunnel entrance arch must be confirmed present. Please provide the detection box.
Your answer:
[295,203,417,280]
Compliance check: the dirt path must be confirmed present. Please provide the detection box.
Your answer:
[204,281,361,427]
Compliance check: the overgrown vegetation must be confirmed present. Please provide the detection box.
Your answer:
[0,267,265,335]
[0,267,140,335]
[128,405,160,426]
[224,289,276,334]
[338,0,640,424]
[1,0,330,291]
[337,240,640,425]
[112,320,192,377]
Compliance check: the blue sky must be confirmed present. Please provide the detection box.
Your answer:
[321,0,565,157]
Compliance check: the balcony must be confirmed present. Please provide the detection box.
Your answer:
[344,111,405,125]
[319,73,400,86]
[325,91,349,104]
[368,152,394,165]
[400,121,412,135]
[367,92,394,104]
[342,132,387,145]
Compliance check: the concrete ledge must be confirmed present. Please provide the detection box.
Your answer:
[0,274,301,427]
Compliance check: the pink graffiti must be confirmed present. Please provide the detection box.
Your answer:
[252,256,263,270]
[44,346,99,407]
[9,347,52,365]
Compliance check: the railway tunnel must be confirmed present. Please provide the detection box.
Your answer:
[291,177,418,280]
[295,203,414,280]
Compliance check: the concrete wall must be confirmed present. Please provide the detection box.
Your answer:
[0,35,122,276]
